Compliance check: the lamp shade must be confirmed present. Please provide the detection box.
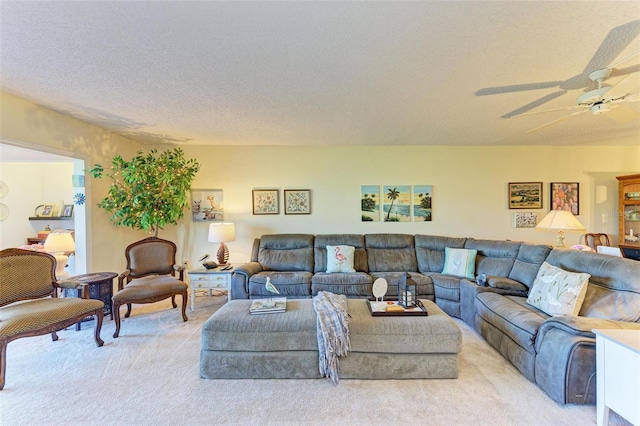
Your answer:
[536,210,585,232]
[208,223,236,243]
[44,231,75,253]
[536,210,585,247]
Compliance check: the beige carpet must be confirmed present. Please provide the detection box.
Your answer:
[0,294,630,426]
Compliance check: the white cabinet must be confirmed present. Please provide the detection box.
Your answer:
[187,266,235,310]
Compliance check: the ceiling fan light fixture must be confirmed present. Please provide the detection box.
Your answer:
[577,86,611,105]
[591,103,610,115]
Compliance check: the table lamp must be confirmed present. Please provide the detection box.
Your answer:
[44,230,75,279]
[208,222,236,265]
[536,210,585,247]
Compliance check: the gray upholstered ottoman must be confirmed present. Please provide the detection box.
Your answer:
[200,299,461,380]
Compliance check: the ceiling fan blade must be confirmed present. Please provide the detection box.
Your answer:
[524,110,589,134]
[583,21,640,73]
[607,73,640,99]
[609,51,640,69]
[475,81,563,96]
[606,105,640,123]
[512,104,586,118]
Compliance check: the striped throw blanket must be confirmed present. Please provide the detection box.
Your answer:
[313,291,350,385]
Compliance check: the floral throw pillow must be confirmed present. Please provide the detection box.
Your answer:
[526,261,590,316]
[326,245,356,273]
[441,248,477,279]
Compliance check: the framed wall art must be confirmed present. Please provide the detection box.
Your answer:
[60,204,74,218]
[512,212,537,228]
[383,185,411,222]
[508,182,543,209]
[191,189,224,222]
[38,204,56,217]
[361,185,380,222]
[550,182,579,215]
[284,189,311,215]
[253,189,279,215]
[413,185,433,222]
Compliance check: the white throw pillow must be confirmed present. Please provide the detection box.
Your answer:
[326,245,356,273]
[526,261,590,316]
[441,248,477,279]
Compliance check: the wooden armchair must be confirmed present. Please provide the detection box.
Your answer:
[112,237,188,338]
[584,233,611,251]
[0,248,104,390]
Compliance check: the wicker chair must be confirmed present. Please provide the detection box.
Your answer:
[0,248,104,390]
[112,237,188,338]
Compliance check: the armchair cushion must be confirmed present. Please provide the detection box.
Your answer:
[112,275,187,303]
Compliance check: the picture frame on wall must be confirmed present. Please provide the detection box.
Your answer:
[253,189,279,215]
[508,182,543,209]
[413,185,433,222]
[513,212,537,228]
[383,185,411,222]
[550,182,579,215]
[60,204,74,218]
[361,185,380,222]
[39,204,56,217]
[284,189,311,215]
[191,189,224,222]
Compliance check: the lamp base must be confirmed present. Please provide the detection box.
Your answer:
[216,242,230,265]
[556,230,566,247]
[53,254,70,280]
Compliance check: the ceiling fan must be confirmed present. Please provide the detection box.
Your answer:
[513,52,640,133]
[476,20,640,120]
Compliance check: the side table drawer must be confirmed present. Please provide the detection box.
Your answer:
[189,274,229,289]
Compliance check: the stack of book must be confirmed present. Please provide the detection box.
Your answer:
[249,297,287,315]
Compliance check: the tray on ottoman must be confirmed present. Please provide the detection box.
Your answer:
[200,298,461,380]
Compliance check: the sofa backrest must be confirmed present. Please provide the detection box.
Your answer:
[257,234,315,272]
[365,234,417,272]
[545,248,640,322]
[464,238,521,278]
[415,234,466,273]
[314,234,368,273]
[508,242,552,288]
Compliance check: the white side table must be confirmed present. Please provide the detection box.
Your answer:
[593,329,640,426]
[188,265,236,310]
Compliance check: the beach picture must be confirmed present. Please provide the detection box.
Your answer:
[383,185,411,222]
[361,185,380,222]
[413,185,433,221]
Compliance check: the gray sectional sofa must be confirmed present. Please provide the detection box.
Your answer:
[231,233,640,405]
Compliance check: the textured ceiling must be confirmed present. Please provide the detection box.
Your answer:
[1,1,639,147]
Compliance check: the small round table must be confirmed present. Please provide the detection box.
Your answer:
[62,272,117,330]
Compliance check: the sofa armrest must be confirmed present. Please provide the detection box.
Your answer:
[535,316,640,352]
[230,262,263,299]
[487,276,528,293]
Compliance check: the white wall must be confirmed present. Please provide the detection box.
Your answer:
[0,162,74,248]
[177,145,639,268]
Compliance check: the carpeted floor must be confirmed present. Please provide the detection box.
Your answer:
[0,294,630,426]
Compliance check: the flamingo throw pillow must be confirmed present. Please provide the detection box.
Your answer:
[326,245,356,273]
[526,261,590,316]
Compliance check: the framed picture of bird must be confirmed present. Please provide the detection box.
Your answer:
[284,189,311,215]
[191,189,224,222]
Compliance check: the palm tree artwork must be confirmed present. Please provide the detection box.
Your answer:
[385,187,400,221]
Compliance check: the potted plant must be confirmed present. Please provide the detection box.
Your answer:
[88,148,200,237]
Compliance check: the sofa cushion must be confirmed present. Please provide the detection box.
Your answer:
[314,234,368,273]
[415,234,466,273]
[311,272,373,297]
[475,293,548,354]
[248,272,313,298]
[487,276,528,293]
[325,245,356,273]
[545,248,640,322]
[370,271,433,298]
[526,262,590,316]
[464,238,521,278]
[442,247,477,279]
[365,234,417,272]
[431,274,463,302]
[258,234,314,272]
[509,243,553,288]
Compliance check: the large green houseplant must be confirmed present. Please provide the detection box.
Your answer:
[88,148,200,237]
